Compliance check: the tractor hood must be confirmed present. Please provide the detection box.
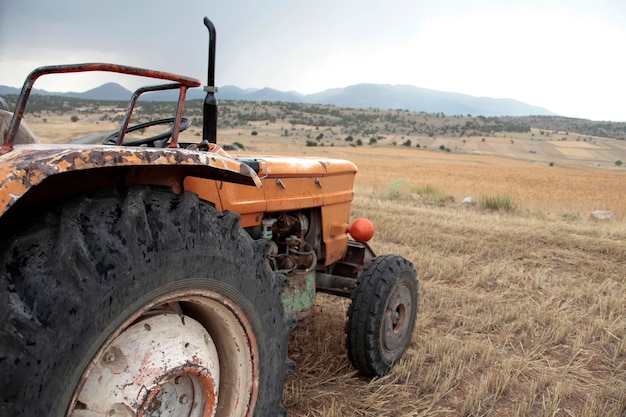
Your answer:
[244,155,358,178]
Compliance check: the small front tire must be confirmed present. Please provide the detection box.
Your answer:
[346,255,418,376]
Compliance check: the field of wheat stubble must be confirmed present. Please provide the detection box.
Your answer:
[282,146,625,417]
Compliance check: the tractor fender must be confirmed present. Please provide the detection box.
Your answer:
[0,143,261,219]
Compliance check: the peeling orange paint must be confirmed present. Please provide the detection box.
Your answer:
[0,144,260,216]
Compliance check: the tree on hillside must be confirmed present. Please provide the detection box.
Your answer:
[616,160,623,167]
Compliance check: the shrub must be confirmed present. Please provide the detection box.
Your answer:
[413,184,446,203]
[387,178,412,199]
[233,141,244,150]
[479,194,516,212]
[306,140,318,147]
[251,130,258,136]
[71,115,79,122]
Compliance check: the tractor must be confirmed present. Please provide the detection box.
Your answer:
[0,17,418,417]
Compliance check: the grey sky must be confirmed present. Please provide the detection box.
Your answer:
[1,0,625,121]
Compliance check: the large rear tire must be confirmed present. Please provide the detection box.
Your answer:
[0,186,291,416]
[346,255,418,377]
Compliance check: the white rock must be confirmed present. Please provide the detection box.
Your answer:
[591,210,613,221]
[462,197,476,206]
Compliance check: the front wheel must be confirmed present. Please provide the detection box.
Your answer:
[346,255,419,377]
[0,186,291,416]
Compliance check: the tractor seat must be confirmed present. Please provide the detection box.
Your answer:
[0,109,40,145]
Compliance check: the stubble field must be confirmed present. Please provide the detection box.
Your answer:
[280,145,626,416]
[217,138,625,416]
[20,106,626,416]
[182,122,626,416]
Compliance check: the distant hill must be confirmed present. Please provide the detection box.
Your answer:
[64,82,132,101]
[216,83,555,117]
[246,87,303,103]
[0,82,555,117]
[307,84,554,117]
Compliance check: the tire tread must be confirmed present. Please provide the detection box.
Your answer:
[346,254,418,376]
[1,186,291,416]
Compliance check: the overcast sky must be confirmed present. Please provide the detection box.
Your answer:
[1,0,625,121]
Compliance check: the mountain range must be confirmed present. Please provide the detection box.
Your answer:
[0,82,555,117]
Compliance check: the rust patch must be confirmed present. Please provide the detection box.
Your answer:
[139,366,217,417]
[0,145,259,216]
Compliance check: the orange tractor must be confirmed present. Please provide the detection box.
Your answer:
[0,17,418,417]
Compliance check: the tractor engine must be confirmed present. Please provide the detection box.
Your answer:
[260,212,318,273]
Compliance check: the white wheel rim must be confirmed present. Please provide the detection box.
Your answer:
[68,289,258,417]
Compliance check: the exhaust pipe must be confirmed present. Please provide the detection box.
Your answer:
[203,17,218,144]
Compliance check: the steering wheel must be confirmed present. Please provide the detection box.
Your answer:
[102,117,192,147]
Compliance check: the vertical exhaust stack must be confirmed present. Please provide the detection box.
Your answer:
[203,17,218,144]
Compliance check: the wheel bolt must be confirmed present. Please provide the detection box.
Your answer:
[100,346,127,373]
[103,351,115,363]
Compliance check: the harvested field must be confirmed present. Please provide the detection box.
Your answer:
[280,146,625,416]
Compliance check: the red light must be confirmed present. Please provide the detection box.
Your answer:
[348,218,375,242]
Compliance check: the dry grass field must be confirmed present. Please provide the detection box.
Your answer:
[18,103,626,416]
[226,134,625,416]
[215,125,624,415]
[284,180,626,417]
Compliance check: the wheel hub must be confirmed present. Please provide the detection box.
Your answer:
[382,284,413,352]
[72,314,219,417]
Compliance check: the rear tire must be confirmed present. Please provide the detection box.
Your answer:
[0,186,290,416]
[346,255,418,376]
